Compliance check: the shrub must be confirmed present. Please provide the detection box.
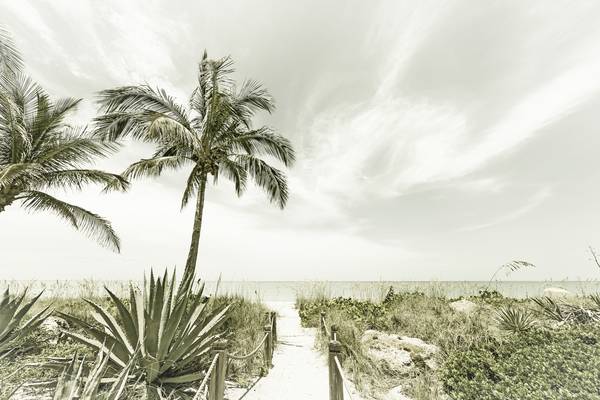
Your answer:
[441,327,600,400]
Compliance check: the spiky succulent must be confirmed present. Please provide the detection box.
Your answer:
[0,288,52,353]
[58,269,230,386]
[495,306,537,333]
[53,349,134,400]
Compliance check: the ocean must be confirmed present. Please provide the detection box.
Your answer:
[2,280,600,301]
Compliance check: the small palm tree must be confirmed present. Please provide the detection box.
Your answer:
[0,28,126,251]
[94,52,295,281]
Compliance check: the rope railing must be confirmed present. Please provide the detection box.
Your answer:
[321,311,356,400]
[321,312,331,338]
[200,311,277,400]
[334,355,355,400]
[228,332,269,360]
[193,353,220,400]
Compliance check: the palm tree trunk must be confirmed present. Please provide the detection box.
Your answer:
[182,172,208,283]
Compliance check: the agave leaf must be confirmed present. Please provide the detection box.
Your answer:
[105,287,138,347]
[157,270,176,355]
[165,305,230,367]
[80,349,109,399]
[0,292,23,335]
[11,290,45,326]
[0,288,50,353]
[134,291,146,358]
[19,304,53,332]
[84,299,135,354]
[129,285,139,332]
[590,293,600,309]
[104,355,136,400]
[158,371,203,384]
[53,347,136,400]
[53,353,85,400]
[156,299,189,362]
[56,312,130,364]
[61,331,127,369]
[0,291,28,341]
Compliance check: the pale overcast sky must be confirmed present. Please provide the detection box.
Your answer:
[1,0,600,281]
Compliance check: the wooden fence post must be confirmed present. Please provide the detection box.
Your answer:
[330,324,338,341]
[208,339,228,400]
[270,311,277,343]
[320,311,326,334]
[263,324,273,370]
[328,340,343,400]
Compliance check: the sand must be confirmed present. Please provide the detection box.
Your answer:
[226,301,365,400]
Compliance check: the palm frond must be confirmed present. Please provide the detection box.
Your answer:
[0,162,43,189]
[95,85,191,135]
[122,156,190,181]
[216,158,247,196]
[231,127,295,166]
[41,169,129,192]
[92,112,149,141]
[189,50,209,117]
[20,191,120,252]
[237,155,288,208]
[36,129,120,170]
[147,114,198,149]
[0,27,23,76]
[30,97,81,146]
[180,166,204,209]
[231,79,275,122]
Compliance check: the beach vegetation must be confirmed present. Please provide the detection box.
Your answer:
[299,286,600,399]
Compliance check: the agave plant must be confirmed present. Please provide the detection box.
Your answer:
[532,297,566,322]
[590,293,600,310]
[53,349,134,400]
[495,306,537,333]
[58,270,230,386]
[0,288,52,353]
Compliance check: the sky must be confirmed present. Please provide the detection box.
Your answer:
[1,0,600,281]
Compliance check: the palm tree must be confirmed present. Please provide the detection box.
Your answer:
[94,52,295,281]
[0,28,127,251]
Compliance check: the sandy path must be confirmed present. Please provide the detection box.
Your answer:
[226,301,363,400]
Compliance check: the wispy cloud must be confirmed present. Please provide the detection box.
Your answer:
[296,1,600,210]
[457,187,552,232]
